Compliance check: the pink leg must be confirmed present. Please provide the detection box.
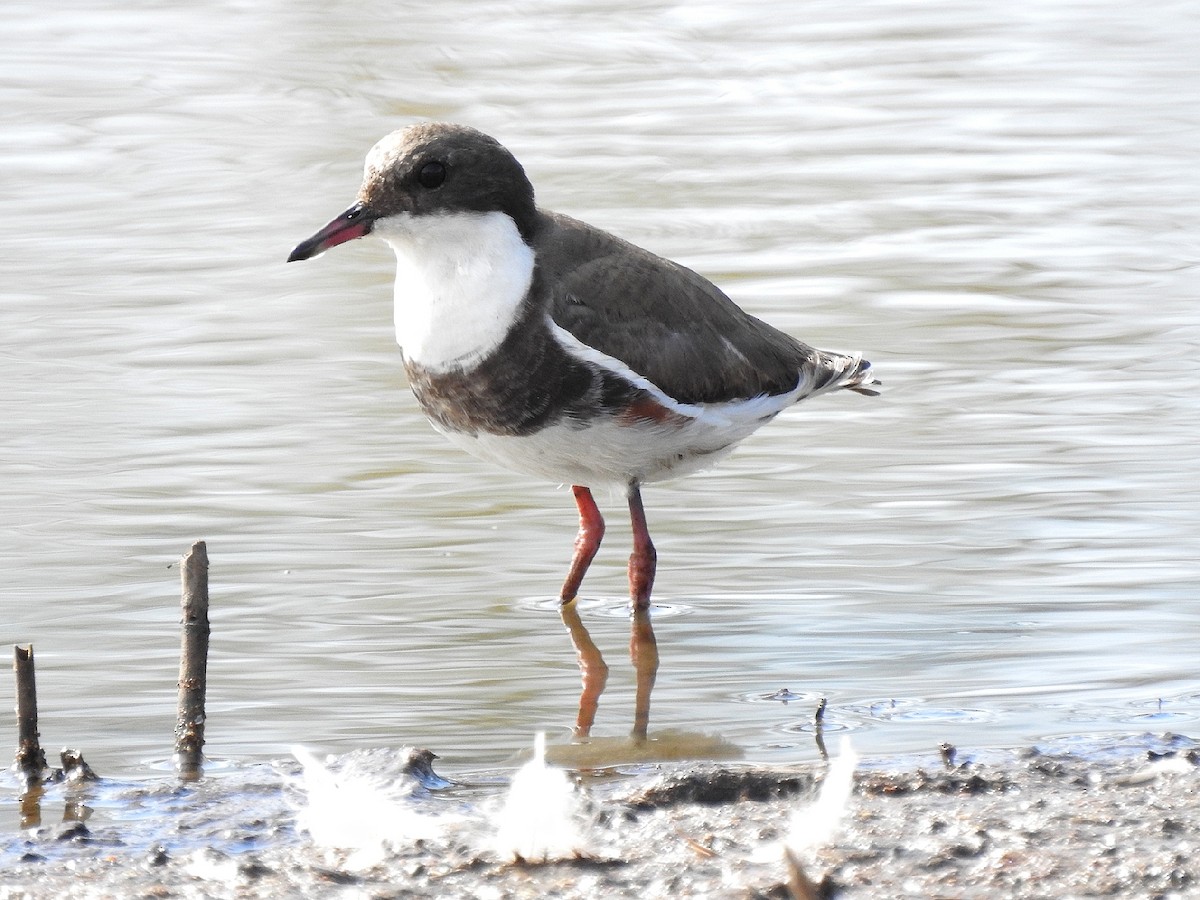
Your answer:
[626,482,657,609]
[560,485,608,738]
[627,482,659,740]
[559,485,605,604]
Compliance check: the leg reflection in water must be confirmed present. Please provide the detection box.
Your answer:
[558,483,660,741]
[558,600,659,742]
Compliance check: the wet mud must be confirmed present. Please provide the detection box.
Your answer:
[2,733,1197,898]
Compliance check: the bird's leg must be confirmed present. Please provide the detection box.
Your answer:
[626,481,659,741]
[560,485,608,738]
[559,485,604,604]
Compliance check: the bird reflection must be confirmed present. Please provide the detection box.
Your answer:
[559,599,658,741]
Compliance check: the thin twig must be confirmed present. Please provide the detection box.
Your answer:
[13,644,47,787]
[174,540,210,779]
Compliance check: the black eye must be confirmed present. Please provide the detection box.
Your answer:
[417,161,446,189]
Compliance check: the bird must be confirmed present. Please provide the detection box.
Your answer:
[288,122,878,740]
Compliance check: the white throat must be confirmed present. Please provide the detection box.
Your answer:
[374,210,535,372]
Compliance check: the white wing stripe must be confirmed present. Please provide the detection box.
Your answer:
[545,317,807,429]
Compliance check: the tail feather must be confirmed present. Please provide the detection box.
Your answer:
[843,354,881,397]
[803,351,881,400]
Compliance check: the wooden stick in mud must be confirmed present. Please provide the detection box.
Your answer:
[174,540,210,778]
[13,644,48,786]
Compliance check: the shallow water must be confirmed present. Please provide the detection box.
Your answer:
[2,0,1198,828]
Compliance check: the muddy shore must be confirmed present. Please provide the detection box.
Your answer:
[2,733,1197,898]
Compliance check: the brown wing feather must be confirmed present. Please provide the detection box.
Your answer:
[534,212,819,405]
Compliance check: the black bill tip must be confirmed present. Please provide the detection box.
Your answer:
[287,203,374,263]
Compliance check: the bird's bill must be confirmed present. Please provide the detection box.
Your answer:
[287,203,374,262]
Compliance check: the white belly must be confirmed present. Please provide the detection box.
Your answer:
[434,392,793,488]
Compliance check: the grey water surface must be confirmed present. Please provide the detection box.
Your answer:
[2,0,1198,826]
